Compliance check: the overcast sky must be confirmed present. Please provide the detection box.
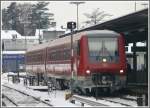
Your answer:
[1,1,149,29]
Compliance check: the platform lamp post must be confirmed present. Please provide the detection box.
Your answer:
[67,22,76,94]
[70,2,85,30]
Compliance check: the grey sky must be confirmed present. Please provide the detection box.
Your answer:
[1,1,149,29]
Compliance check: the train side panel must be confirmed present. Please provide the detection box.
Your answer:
[46,44,72,79]
[26,49,46,75]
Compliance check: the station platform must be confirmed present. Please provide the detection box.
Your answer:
[27,86,48,91]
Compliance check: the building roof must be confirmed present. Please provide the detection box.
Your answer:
[1,30,39,40]
[2,51,26,54]
[1,30,21,39]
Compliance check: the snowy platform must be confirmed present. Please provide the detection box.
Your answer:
[27,86,48,91]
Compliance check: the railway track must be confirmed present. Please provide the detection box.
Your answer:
[2,94,18,106]
[70,95,108,106]
[2,85,52,107]
[70,95,137,106]
[100,95,137,106]
[101,97,135,106]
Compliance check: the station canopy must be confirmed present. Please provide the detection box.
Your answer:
[61,9,148,45]
[79,9,148,44]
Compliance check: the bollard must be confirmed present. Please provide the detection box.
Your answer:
[137,96,143,106]
[145,94,148,106]
[24,78,25,85]
[71,100,75,104]
[81,103,84,106]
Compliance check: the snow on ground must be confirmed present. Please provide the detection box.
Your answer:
[3,86,49,107]
[3,84,78,107]
[125,95,138,100]
[2,72,137,107]
[27,86,48,90]
[104,97,137,106]
[73,95,126,107]
[2,72,86,107]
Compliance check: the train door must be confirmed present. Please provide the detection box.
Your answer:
[73,40,80,78]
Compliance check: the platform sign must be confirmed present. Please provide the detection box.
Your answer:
[2,54,25,72]
[3,54,24,59]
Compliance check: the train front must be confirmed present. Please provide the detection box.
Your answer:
[79,30,127,92]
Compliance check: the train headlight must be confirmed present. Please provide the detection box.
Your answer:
[120,69,124,73]
[102,58,107,62]
[86,70,90,74]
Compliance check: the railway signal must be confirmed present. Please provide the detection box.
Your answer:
[67,22,76,30]
[67,22,76,94]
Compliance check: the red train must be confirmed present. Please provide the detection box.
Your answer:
[26,30,127,94]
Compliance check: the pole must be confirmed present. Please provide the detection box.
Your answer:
[70,28,74,95]
[70,2,85,30]
[14,36,20,83]
[133,42,137,82]
[96,75,98,100]
[135,1,136,11]
[67,21,76,94]
[77,4,79,30]
[25,24,28,86]
[71,29,74,79]
[39,17,41,44]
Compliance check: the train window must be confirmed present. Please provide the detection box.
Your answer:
[50,52,54,61]
[64,49,70,60]
[60,50,63,60]
[56,51,59,60]
[88,37,119,63]
[77,40,80,56]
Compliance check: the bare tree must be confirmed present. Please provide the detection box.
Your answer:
[84,8,112,26]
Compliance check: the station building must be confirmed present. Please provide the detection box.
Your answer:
[2,28,65,73]
[2,30,39,73]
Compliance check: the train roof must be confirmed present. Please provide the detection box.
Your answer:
[27,30,119,52]
[83,30,119,37]
[27,42,49,52]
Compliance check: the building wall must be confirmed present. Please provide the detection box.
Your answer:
[2,30,39,72]
[2,39,39,51]
[43,31,65,41]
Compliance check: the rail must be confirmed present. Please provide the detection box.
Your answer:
[101,98,132,106]
[2,85,53,106]
[2,94,18,106]
[70,95,108,106]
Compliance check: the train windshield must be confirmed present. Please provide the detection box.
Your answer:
[88,37,119,63]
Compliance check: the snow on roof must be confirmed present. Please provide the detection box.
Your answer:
[2,51,26,54]
[47,27,65,31]
[21,35,39,39]
[35,27,65,36]
[1,30,39,39]
[1,30,22,39]
[35,29,44,36]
